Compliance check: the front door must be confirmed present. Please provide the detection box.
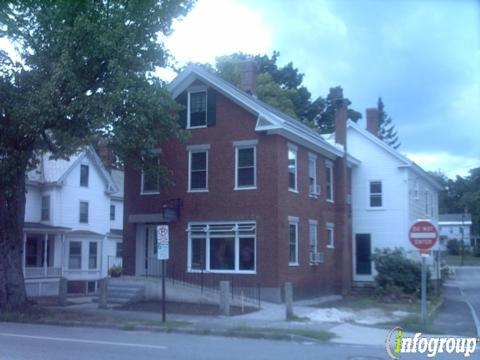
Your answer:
[355,233,372,281]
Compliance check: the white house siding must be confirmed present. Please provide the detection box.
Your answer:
[349,129,411,281]
[25,185,41,223]
[57,155,111,234]
[110,199,123,230]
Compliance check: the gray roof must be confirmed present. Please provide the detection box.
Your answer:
[24,222,71,232]
[439,213,472,222]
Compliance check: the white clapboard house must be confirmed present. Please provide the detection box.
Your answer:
[24,146,123,296]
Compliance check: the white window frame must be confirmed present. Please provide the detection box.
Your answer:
[187,87,208,129]
[68,241,82,270]
[325,160,334,202]
[80,164,89,187]
[140,152,161,195]
[308,153,319,197]
[288,144,298,193]
[368,180,384,209]
[188,144,210,192]
[186,221,256,274]
[88,241,99,270]
[326,223,335,249]
[79,201,89,224]
[234,140,257,190]
[288,216,299,266]
[309,220,318,265]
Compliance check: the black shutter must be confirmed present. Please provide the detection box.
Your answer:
[177,92,188,129]
[206,89,216,127]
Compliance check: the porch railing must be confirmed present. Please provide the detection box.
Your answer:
[24,267,62,279]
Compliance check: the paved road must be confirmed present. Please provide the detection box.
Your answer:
[455,266,480,336]
[0,322,476,360]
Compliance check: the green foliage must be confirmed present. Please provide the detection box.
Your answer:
[430,168,480,236]
[474,246,480,258]
[108,265,122,277]
[372,248,430,296]
[377,97,400,149]
[316,86,361,134]
[0,0,193,191]
[212,52,361,131]
[446,239,460,256]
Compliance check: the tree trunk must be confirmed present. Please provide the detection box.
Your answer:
[0,165,28,310]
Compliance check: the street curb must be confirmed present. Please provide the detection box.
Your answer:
[0,318,333,344]
[428,297,444,319]
[459,288,480,338]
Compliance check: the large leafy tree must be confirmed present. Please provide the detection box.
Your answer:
[431,168,480,235]
[214,52,361,132]
[377,97,400,149]
[0,0,193,309]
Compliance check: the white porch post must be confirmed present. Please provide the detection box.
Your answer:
[22,232,27,276]
[43,233,48,277]
[61,233,65,276]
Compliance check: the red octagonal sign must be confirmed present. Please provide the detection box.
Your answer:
[409,220,438,253]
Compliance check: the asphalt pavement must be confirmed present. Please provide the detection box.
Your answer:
[454,266,480,336]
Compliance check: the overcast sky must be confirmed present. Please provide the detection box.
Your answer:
[163,0,480,178]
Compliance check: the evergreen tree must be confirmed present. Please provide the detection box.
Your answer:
[377,97,401,149]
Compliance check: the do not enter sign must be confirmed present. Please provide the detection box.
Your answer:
[409,220,438,253]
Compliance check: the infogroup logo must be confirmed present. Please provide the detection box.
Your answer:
[385,327,478,359]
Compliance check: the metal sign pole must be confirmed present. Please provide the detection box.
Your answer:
[421,254,427,328]
[162,259,166,323]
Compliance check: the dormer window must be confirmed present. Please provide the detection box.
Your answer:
[188,90,207,128]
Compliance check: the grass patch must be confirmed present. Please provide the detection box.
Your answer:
[445,254,480,266]
[133,320,192,328]
[286,315,310,322]
[316,294,418,313]
[229,326,335,342]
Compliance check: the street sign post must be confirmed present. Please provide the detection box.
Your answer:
[156,225,169,322]
[409,220,438,328]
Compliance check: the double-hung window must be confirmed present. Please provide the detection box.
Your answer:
[288,217,299,265]
[141,155,160,194]
[41,195,50,221]
[325,161,334,202]
[326,223,335,248]
[369,181,383,208]
[309,220,318,265]
[188,145,209,191]
[79,201,89,223]
[288,144,298,192]
[88,242,98,269]
[308,153,319,196]
[188,222,255,273]
[235,140,257,189]
[68,242,82,269]
[188,90,207,128]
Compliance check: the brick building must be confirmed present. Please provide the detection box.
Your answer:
[122,64,357,301]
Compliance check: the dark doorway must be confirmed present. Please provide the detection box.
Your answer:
[355,234,372,275]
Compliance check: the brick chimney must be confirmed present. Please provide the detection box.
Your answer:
[366,108,380,137]
[98,140,113,172]
[240,60,256,95]
[334,99,348,146]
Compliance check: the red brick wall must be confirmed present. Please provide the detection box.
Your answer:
[123,85,352,297]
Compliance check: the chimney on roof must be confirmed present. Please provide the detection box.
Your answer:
[240,60,256,95]
[366,108,380,137]
[334,99,348,146]
[98,140,113,172]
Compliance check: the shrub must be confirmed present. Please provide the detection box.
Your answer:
[446,239,460,256]
[108,265,122,277]
[372,248,431,296]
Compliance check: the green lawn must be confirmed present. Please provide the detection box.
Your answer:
[444,253,480,266]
